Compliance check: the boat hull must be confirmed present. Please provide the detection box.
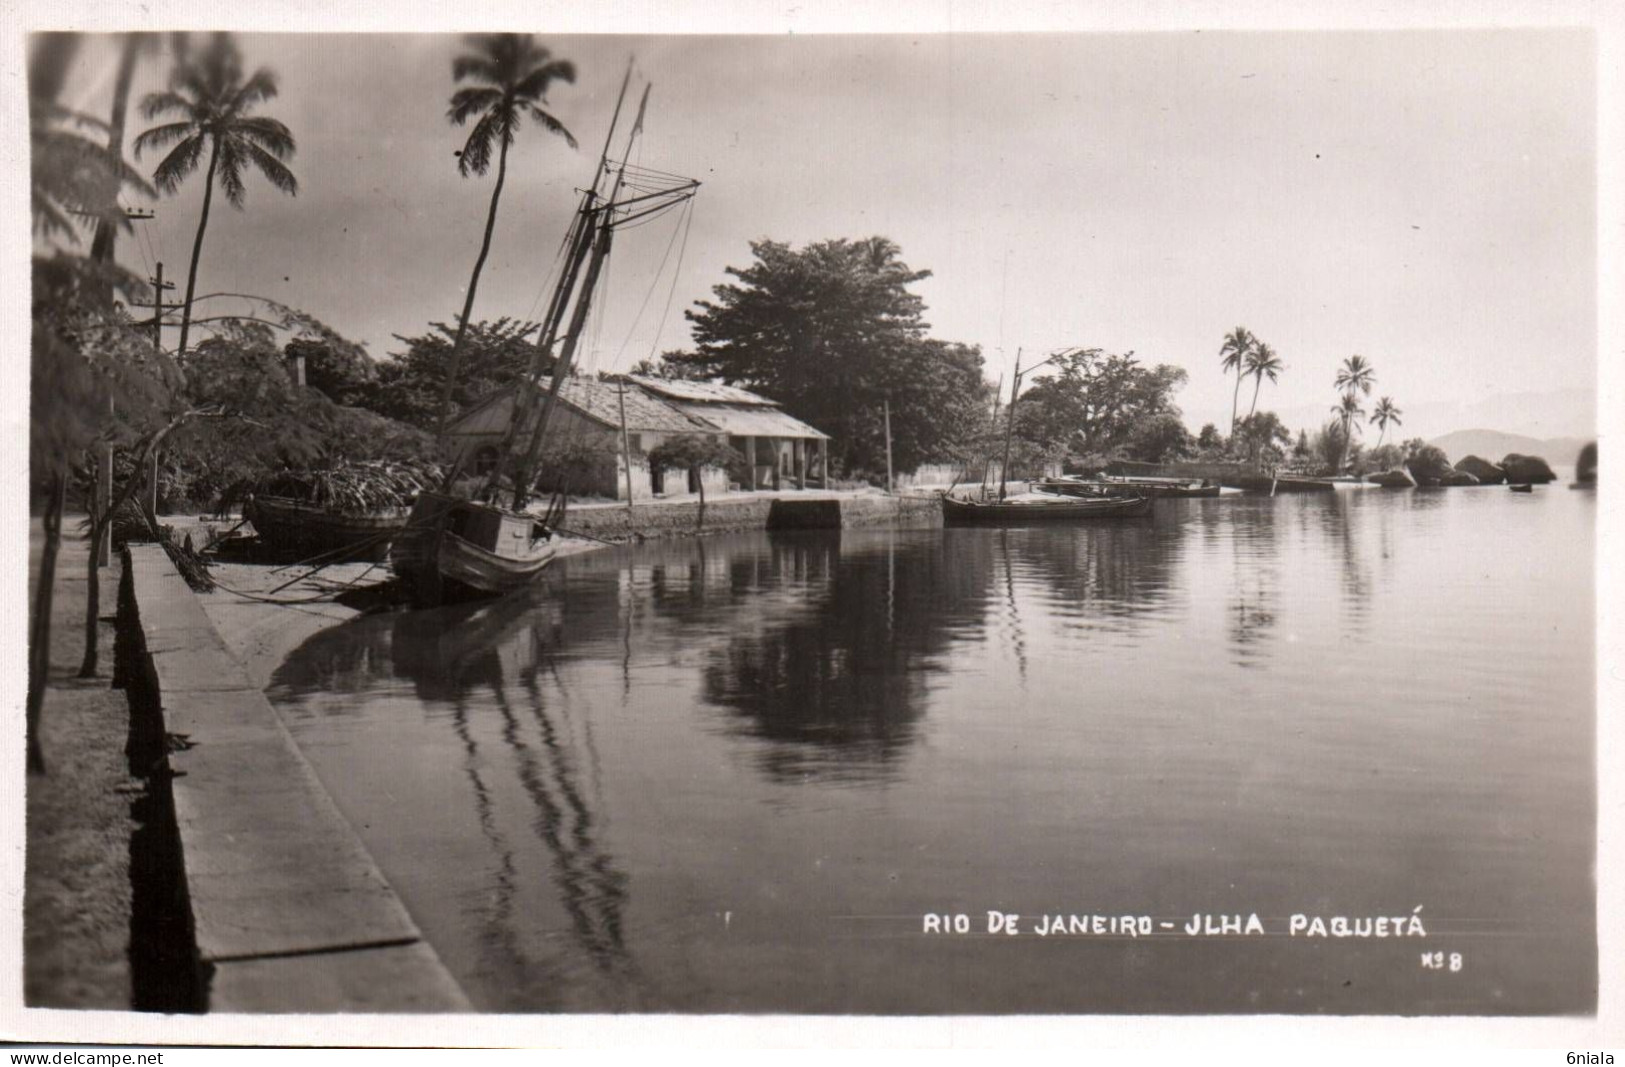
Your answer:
[1040,479,1220,499]
[391,492,558,604]
[941,493,1153,525]
[245,495,410,561]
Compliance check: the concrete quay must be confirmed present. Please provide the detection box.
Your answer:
[121,544,470,1013]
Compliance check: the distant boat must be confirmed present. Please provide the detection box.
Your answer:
[1039,476,1220,499]
[1509,483,1534,493]
[1220,473,1337,493]
[941,492,1153,524]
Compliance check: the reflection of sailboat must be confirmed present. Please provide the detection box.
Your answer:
[394,73,699,605]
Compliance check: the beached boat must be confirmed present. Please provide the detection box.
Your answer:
[1040,476,1220,499]
[941,492,1152,524]
[1509,483,1534,493]
[244,494,410,561]
[395,74,698,606]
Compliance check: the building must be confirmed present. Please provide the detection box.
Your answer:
[445,375,832,502]
[627,376,831,492]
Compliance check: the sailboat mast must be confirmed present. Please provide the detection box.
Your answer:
[512,84,652,509]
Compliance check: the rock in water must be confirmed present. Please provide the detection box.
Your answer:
[1367,468,1417,488]
[1439,469,1479,486]
[1576,441,1597,484]
[1501,453,1557,485]
[1456,455,1505,484]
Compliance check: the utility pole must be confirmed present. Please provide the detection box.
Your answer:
[883,397,894,495]
[143,262,182,522]
[998,350,1022,501]
[617,377,635,512]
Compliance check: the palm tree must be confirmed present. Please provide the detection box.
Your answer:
[1243,342,1284,419]
[134,32,298,359]
[1333,393,1366,472]
[1370,396,1402,448]
[1334,354,1376,401]
[434,33,577,442]
[1218,326,1255,435]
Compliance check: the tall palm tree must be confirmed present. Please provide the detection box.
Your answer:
[1370,396,1402,448]
[134,32,298,359]
[434,33,577,442]
[1218,326,1255,435]
[1243,342,1284,419]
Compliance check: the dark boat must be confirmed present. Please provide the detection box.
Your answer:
[390,492,559,603]
[1040,476,1220,499]
[1509,483,1534,493]
[1221,474,1337,493]
[244,494,410,561]
[941,492,1153,524]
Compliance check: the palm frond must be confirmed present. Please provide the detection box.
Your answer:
[231,67,280,111]
[132,119,196,158]
[452,50,502,85]
[513,58,577,100]
[234,115,295,157]
[151,133,207,195]
[521,101,578,148]
[237,137,299,196]
[457,110,499,176]
[448,86,503,125]
[215,136,247,206]
[139,89,196,121]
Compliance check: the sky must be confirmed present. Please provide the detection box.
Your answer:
[44,26,1600,441]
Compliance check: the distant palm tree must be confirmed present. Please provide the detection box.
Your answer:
[1243,342,1284,419]
[434,33,577,442]
[1371,396,1402,448]
[135,32,298,359]
[1333,392,1366,472]
[1334,354,1376,400]
[1219,326,1255,435]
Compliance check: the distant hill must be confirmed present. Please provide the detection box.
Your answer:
[1429,428,1590,464]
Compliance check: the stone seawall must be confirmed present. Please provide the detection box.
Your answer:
[120,544,470,1013]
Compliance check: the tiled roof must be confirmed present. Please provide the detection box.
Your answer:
[677,403,830,440]
[549,377,716,434]
[627,375,778,406]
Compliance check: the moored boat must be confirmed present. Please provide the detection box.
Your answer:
[244,494,411,561]
[391,491,559,603]
[941,492,1153,524]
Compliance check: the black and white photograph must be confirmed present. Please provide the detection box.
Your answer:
[6,0,1621,1049]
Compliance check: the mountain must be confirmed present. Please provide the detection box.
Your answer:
[1428,429,1590,465]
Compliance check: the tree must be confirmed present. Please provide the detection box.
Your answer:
[646,434,741,528]
[363,318,546,430]
[1331,393,1366,472]
[672,237,986,477]
[1334,354,1376,401]
[434,33,577,441]
[1370,396,1402,448]
[134,33,299,359]
[1122,412,1194,464]
[1234,411,1292,468]
[1196,422,1224,455]
[1243,342,1284,420]
[1293,428,1312,461]
[1014,348,1188,467]
[1218,326,1255,434]
[28,33,167,772]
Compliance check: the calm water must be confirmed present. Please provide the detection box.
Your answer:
[269,486,1595,1014]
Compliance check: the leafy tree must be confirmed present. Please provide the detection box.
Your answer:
[647,434,741,527]
[1014,348,1188,466]
[1311,420,1352,475]
[135,32,299,358]
[1243,342,1284,420]
[1359,443,1406,474]
[286,337,377,407]
[363,318,545,429]
[1370,396,1402,448]
[1234,410,1292,467]
[1334,354,1377,400]
[1293,428,1312,461]
[1218,326,1255,434]
[671,237,986,477]
[1122,412,1194,464]
[1196,422,1225,455]
[630,351,717,381]
[435,33,577,440]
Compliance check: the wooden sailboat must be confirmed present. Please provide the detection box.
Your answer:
[392,74,699,605]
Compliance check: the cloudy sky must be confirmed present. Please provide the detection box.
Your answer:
[48,24,1598,440]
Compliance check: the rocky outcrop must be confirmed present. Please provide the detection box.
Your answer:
[1367,469,1416,488]
[1439,469,1479,487]
[1576,441,1597,484]
[1501,453,1556,485]
[1455,455,1505,485]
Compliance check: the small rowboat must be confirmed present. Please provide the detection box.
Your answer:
[1040,477,1220,499]
[244,495,411,561]
[1509,483,1534,493]
[941,492,1152,525]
